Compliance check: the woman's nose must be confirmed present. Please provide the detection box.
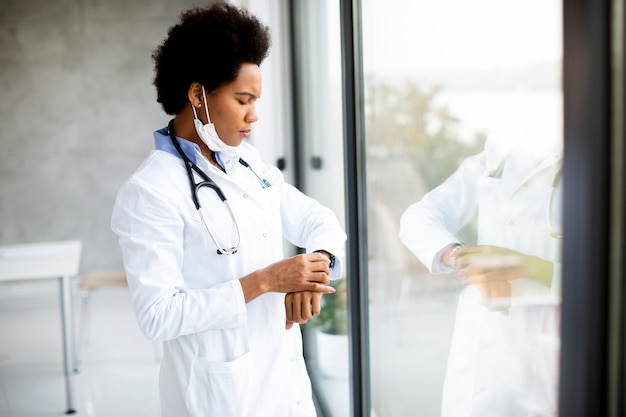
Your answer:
[245,105,258,123]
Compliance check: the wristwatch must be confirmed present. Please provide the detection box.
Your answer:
[449,244,462,268]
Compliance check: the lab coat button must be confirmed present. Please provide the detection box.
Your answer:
[263,232,268,238]
[507,220,514,226]
[243,193,248,198]
[297,400,303,405]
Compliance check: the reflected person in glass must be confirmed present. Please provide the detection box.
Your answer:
[399,130,562,417]
[110,3,346,417]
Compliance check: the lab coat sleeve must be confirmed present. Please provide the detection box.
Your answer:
[111,177,246,342]
[279,182,347,278]
[399,152,485,274]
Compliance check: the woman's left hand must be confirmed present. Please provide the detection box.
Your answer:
[284,291,323,329]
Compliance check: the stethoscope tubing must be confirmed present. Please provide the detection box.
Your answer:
[167,119,241,255]
[547,166,563,239]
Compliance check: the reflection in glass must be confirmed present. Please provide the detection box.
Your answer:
[363,1,563,416]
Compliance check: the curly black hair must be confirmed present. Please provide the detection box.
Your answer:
[152,2,271,115]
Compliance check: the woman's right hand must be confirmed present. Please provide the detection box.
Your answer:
[240,253,335,303]
[263,253,334,292]
[450,244,554,314]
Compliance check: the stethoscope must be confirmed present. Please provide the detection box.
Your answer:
[547,166,563,239]
[167,119,241,255]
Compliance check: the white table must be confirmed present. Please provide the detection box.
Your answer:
[0,240,82,415]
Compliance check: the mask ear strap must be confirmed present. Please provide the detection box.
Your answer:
[201,86,212,124]
[191,102,200,119]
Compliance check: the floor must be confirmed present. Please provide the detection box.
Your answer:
[0,279,161,417]
[0,279,343,417]
[0,275,453,417]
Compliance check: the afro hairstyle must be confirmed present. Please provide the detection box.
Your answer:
[152,2,271,115]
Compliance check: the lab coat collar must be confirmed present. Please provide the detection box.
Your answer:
[507,151,563,197]
[154,126,201,164]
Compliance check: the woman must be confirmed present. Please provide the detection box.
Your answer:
[111,3,346,416]
[399,131,562,417]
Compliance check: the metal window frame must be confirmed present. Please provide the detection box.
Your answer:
[340,0,371,416]
[560,0,615,415]
[607,1,626,416]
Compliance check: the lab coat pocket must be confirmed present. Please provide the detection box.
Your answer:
[186,351,259,417]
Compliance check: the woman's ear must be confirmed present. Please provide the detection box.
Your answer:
[188,82,203,107]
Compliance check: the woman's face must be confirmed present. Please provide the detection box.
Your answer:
[206,63,262,147]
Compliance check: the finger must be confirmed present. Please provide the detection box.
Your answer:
[309,258,331,274]
[454,251,481,270]
[478,284,502,310]
[468,253,523,270]
[290,303,304,323]
[306,271,331,285]
[461,266,522,284]
[301,272,330,285]
[482,283,496,301]
[495,281,512,299]
[290,291,313,321]
[285,320,294,330]
[311,293,323,316]
[474,282,489,299]
[310,251,332,265]
[315,261,331,274]
[285,295,294,322]
[463,273,498,285]
[303,253,332,275]
[300,296,314,321]
[307,283,336,294]
[462,271,493,284]
[480,282,512,312]
[456,254,494,271]
[455,246,479,257]
[300,252,329,267]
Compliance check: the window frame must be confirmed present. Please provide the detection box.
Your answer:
[287,0,626,415]
[559,0,616,415]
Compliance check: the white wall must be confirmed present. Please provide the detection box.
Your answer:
[0,0,292,273]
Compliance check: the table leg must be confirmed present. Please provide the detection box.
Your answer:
[59,275,77,414]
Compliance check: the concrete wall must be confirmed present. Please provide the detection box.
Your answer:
[0,0,291,273]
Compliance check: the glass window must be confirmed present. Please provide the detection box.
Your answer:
[362,1,563,416]
[291,1,349,416]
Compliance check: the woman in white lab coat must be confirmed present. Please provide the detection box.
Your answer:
[399,132,562,417]
[111,4,346,417]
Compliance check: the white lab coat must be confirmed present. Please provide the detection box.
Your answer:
[399,134,562,417]
[111,129,346,417]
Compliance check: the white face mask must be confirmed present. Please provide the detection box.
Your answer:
[192,86,233,153]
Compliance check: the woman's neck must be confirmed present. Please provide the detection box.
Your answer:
[172,115,224,171]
